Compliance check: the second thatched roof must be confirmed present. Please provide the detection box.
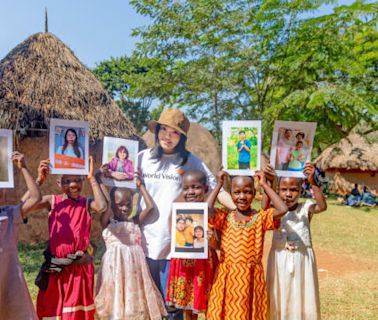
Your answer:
[0,32,137,140]
[316,132,378,171]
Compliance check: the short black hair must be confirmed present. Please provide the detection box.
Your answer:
[185,216,193,223]
[296,132,305,139]
[183,169,207,186]
[231,175,255,192]
[239,130,246,134]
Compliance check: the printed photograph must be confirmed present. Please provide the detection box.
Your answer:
[222,120,262,176]
[171,202,208,259]
[49,119,89,175]
[270,120,317,177]
[0,129,14,188]
[102,137,138,188]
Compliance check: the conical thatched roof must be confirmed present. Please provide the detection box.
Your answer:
[316,133,378,171]
[0,32,137,141]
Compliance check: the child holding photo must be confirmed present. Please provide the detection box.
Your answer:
[0,152,41,320]
[167,169,223,318]
[265,162,327,320]
[95,171,167,320]
[107,145,134,181]
[207,169,288,320]
[26,157,107,320]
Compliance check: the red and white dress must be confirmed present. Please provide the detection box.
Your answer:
[37,195,95,320]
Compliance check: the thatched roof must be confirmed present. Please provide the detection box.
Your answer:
[316,133,378,171]
[0,32,137,141]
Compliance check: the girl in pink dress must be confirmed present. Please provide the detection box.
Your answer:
[95,172,167,320]
[29,157,107,320]
[0,152,41,320]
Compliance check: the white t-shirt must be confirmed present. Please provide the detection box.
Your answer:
[137,149,216,260]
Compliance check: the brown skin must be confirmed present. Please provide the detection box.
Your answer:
[112,189,134,222]
[181,174,208,202]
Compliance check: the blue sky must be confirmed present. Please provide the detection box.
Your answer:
[0,0,356,69]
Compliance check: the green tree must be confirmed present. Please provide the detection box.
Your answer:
[129,0,377,151]
[93,56,153,133]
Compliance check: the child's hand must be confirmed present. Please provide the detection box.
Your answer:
[216,169,228,186]
[135,169,143,188]
[207,229,214,240]
[37,159,50,185]
[303,161,316,186]
[263,164,276,185]
[11,151,26,169]
[87,156,94,179]
[254,170,267,187]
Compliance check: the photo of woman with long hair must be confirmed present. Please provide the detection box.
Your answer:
[56,128,84,159]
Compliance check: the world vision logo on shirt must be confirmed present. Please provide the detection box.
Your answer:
[143,172,181,182]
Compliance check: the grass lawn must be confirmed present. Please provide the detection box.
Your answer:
[19,200,378,319]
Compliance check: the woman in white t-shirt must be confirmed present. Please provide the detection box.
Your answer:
[137,109,231,319]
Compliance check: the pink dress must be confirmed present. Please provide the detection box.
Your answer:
[95,219,167,320]
[0,205,38,320]
[37,195,95,320]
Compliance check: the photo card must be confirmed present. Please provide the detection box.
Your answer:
[222,120,262,176]
[102,136,138,188]
[171,202,208,259]
[0,129,14,188]
[49,118,89,175]
[270,120,317,178]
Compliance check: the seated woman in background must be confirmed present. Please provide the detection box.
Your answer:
[360,186,376,207]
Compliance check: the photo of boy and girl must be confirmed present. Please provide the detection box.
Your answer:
[175,214,205,250]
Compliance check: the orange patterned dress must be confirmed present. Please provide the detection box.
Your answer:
[207,208,275,320]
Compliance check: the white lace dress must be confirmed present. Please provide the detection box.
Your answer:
[266,200,320,320]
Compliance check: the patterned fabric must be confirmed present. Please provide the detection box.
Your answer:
[37,195,95,320]
[207,208,275,320]
[166,249,218,313]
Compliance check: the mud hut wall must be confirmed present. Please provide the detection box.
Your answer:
[8,136,104,243]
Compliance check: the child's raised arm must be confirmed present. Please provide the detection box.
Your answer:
[12,152,42,219]
[255,171,288,219]
[87,156,107,214]
[261,164,277,210]
[94,167,112,229]
[137,174,154,224]
[304,162,327,215]
[207,170,228,216]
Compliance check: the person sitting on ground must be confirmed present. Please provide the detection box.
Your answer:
[360,186,377,208]
[346,184,361,207]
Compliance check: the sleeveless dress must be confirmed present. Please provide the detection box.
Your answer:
[166,218,219,313]
[207,208,275,320]
[37,195,95,320]
[95,220,167,320]
[0,205,38,320]
[266,200,320,320]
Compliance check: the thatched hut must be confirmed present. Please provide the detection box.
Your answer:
[0,32,140,242]
[316,133,378,195]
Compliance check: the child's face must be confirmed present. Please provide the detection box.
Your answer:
[66,131,77,145]
[295,142,303,150]
[231,177,255,212]
[176,219,186,231]
[239,132,246,140]
[158,125,181,153]
[59,175,84,199]
[185,219,192,226]
[118,149,127,160]
[278,178,301,210]
[195,228,204,239]
[182,174,208,202]
[112,189,133,221]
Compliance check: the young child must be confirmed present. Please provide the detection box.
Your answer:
[266,162,327,320]
[193,226,205,248]
[29,157,107,320]
[206,170,288,320]
[175,217,189,247]
[166,169,222,319]
[0,152,41,320]
[95,172,167,320]
[288,141,306,171]
[107,145,134,181]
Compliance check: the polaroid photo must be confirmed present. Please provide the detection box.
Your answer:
[171,202,208,259]
[49,118,89,175]
[102,137,138,188]
[270,120,317,178]
[0,129,14,188]
[222,120,262,176]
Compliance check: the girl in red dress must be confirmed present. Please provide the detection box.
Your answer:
[166,169,225,319]
[29,157,107,320]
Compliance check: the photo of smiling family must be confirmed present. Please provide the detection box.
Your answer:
[270,120,317,177]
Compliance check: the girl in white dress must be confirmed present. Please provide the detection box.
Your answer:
[265,162,327,320]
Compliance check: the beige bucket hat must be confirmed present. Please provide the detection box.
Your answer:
[148,108,190,136]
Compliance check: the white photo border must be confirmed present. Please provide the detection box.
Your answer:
[222,120,262,176]
[49,118,90,175]
[0,129,14,188]
[170,202,208,259]
[270,120,317,178]
[102,136,138,189]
